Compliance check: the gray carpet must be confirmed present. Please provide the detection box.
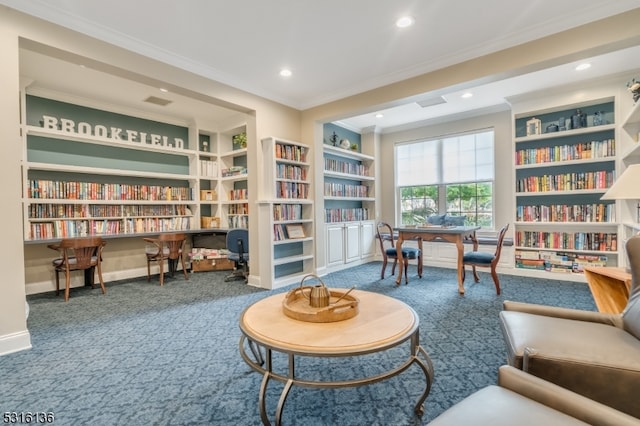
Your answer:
[0,263,597,425]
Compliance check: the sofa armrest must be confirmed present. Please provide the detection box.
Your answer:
[503,300,622,327]
[497,366,639,426]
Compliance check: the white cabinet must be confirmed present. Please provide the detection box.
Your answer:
[345,222,361,263]
[326,224,345,266]
[325,220,376,270]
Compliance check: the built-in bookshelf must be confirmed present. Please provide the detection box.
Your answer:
[322,124,377,271]
[512,96,619,278]
[217,127,248,229]
[257,137,314,289]
[22,94,198,241]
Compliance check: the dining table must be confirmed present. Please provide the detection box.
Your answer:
[395,225,480,294]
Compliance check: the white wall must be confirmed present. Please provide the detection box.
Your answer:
[379,109,513,234]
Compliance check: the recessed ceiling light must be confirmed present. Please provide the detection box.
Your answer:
[396,16,415,28]
[576,63,591,71]
[280,69,292,77]
[376,113,384,118]
[461,92,473,99]
[159,88,168,93]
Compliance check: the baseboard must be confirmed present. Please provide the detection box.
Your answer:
[0,330,32,356]
[26,267,150,295]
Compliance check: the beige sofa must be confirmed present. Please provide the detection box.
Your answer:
[427,366,639,425]
[499,235,640,418]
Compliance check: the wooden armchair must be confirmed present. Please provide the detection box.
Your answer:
[376,222,422,283]
[462,223,509,295]
[143,233,189,286]
[47,237,107,302]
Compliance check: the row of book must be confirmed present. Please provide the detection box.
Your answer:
[28,203,190,219]
[275,143,307,162]
[515,231,618,252]
[28,217,193,240]
[515,138,615,165]
[273,203,303,221]
[228,203,249,215]
[324,158,369,176]
[276,164,308,181]
[516,250,608,273]
[324,208,370,223]
[272,224,305,241]
[324,182,369,198]
[515,170,615,193]
[28,179,193,201]
[276,182,309,199]
[515,203,615,223]
[228,188,248,201]
[228,215,248,229]
[221,166,246,177]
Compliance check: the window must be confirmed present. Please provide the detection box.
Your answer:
[396,129,494,228]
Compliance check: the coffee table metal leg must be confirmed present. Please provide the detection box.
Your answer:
[411,333,435,416]
[275,379,293,426]
[259,349,273,425]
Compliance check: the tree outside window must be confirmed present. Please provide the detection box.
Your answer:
[396,129,494,228]
[401,185,438,225]
[446,182,493,227]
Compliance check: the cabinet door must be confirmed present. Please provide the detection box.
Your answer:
[345,222,361,263]
[360,221,376,259]
[327,225,345,266]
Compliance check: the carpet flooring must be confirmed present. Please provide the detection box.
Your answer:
[0,263,597,425]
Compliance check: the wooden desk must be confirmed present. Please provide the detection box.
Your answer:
[395,226,480,294]
[583,266,632,314]
[239,290,434,425]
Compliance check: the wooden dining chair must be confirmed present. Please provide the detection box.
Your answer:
[462,223,509,295]
[143,233,189,286]
[48,237,107,302]
[376,222,423,283]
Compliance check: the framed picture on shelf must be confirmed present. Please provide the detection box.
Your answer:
[526,117,541,136]
[286,224,305,239]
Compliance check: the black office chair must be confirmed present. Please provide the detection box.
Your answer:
[225,228,249,282]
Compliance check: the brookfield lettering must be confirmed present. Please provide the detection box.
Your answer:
[41,115,185,149]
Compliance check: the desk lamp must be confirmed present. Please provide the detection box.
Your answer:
[601,164,640,223]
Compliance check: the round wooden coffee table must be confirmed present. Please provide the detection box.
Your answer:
[239,289,434,425]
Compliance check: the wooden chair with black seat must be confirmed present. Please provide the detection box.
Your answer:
[47,236,107,302]
[376,222,422,283]
[462,223,509,295]
[143,232,189,286]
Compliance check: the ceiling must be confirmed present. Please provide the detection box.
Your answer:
[3,1,640,132]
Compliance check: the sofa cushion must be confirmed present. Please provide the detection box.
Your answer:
[500,310,640,418]
[444,214,465,226]
[426,214,446,225]
[427,385,588,426]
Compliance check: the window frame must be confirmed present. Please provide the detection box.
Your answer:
[394,128,495,229]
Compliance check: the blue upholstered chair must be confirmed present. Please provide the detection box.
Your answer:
[462,223,509,294]
[376,222,422,283]
[225,228,249,282]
